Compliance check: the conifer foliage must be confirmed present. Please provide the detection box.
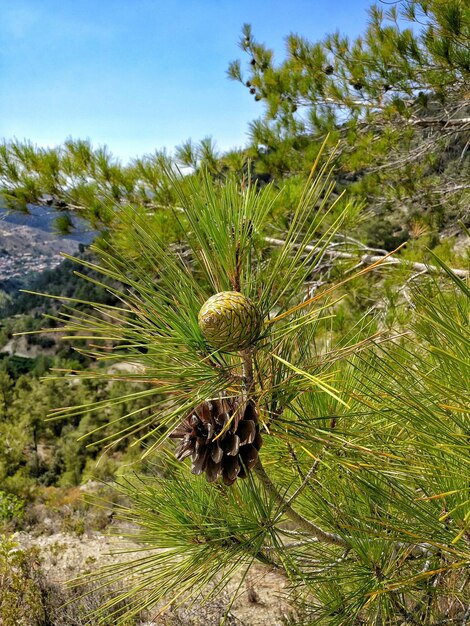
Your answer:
[1,1,468,248]
[228,0,470,241]
[47,164,470,625]
[0,2,469,623]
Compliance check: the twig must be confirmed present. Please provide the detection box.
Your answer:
[240,349,255,397]
[253,458,350,548]
[287,442,317,497]
[241,349,347,548]
[243,342,347,548]
[283,459,319,508]
[240,350,349,548]
[273,443,435,557]
[263,538,319,551]
[411,117,470,127]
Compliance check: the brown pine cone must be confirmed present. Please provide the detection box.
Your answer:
[170,398,262,485]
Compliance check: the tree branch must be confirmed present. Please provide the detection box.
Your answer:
[411,117,470,127]
[253,458,350,548]
[264,237,469,279]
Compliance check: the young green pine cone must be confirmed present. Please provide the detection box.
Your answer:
[198,291,261,352]
[170,398,263,485]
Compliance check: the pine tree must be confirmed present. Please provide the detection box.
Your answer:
[0,139,179,233]
[1,1,468,249]
[228,0,470,246]
[0,2,469,621]
[47,165,470,625]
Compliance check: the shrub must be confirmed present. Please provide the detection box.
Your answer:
[0,491,25,525]
[0,534,143,625]
[0,535,46,626]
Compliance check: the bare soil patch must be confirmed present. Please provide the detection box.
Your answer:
[17,529,290,625]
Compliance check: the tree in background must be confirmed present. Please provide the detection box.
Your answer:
[0,1,468,252]
[228,0,470,246]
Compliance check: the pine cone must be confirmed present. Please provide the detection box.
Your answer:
[198,291,262,352]
[170,398,262,485]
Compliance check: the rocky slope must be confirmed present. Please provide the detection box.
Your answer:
[17,528,290,625]
[0,205,94,281]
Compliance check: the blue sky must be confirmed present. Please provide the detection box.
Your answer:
[1,0,373,163]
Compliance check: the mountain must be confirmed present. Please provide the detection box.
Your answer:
[0,205,94,240]
[0,205,95,283]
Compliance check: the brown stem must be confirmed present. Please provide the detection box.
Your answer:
[242,348,347,547]
[255,457,432,556]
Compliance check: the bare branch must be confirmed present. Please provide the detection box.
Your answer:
[411,117,470,127]
[265,237,469,279]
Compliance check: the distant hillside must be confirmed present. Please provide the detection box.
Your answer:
[0,251,118,315]
[0,205,96,283]
[0,205,94,241]
[0,251,121,366]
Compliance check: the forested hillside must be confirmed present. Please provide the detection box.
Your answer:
[0,1,469,625]
[0,251,155,503]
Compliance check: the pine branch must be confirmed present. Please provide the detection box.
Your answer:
[265,237,469,279]
[411,117,470,127]
[255,458,438,557]
[239,337,350,550]
[253,459,350,548]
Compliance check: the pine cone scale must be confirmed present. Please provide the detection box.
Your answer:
[240,444,259,470]
[224,433,240,456]
[175,439,193,461]
[211,443,224,463]
[172,397,263,484]
[237,420,256,445]
[222,455,240,485]
[205,457,222,483]
[191,447,209,475]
